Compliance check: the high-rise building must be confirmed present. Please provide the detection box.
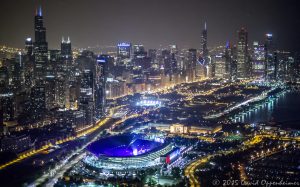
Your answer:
[276,52,294,81]
[162,50,172,74]
[24,38,35,89]
[76,51,97,124]
[133,44,147,59]
[79,69,94,125]
[99,54,114,72]
[59,37,73,107]
[33,6,48,83]
[132,44,148,70]
[0,91,14,121]
[11,54,24,91]
[133,44,145,54]
[117,42,131,59]
[95,55,107,119]
[0,66,9,88]
[236,28,249,79]
[169,45,178,55]
[224,41,232,79]
[55,74,68,108]
[148,49,157,61]
[200,22,209,78]
[25,38,33,56]
[264,33,277,80]
[214,54,226,79]
[148,49,158,68]
[195,57,206,79]
[187,49,197,82]
[252,41,265,77]
[30,85,46,120]
[230,45,238,80]
[201,22,208,58]
[61,37,72,61]
[45,75,56,109]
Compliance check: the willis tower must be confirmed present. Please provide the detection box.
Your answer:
[34,6,48,84]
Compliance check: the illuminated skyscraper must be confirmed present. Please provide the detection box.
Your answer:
[133,44,146,59]
[61,37,72,61]
[187,49,197,82]
[24,38,34,91]
[95,55,107,119]
[60,37,73,107]
[117,42,131,59]
[33,6,48,83]
[25,38,33,56]
[230,45,238,80]
[79,69,94,125]
[199,22,209,78]
[224,41,232,79]
[264,33,277,80]
[195,56,204,78]
[169,45,178,54]
[11,54,24,91]
[116,42,131,66]
[252,41,265,77]
[76,51,104,124]
[55,75,68,108]
[30,85,46,120]
[277,52,294,81]
[236,28,249,79]
[45,75,56,109]
[45,50,60,109]
[201,22,208,58]
[214,54,226,79]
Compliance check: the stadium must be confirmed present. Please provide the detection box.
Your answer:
[83,134,178,170]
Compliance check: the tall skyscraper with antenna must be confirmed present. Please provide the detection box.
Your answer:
[201,22,208,58]
[202,22,210,77]
[34,6,48,84]
[197,22,209,78]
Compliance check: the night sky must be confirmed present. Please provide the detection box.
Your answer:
[1,0,300,51]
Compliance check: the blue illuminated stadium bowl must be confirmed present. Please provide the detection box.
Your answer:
[87,135,162,157]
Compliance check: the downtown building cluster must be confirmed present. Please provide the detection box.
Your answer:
[0,7,106,153]
[106,24,300,100]
[0,8,300,154]
[213,28,300,81]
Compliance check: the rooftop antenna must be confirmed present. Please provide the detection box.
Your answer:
[38,5,42,16]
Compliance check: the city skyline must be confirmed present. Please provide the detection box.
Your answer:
[1,0,300,51]
[0,1,300,186]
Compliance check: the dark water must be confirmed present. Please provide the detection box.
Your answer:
[233,91,300,129]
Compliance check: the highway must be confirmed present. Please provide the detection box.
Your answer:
[0,106,117,171]
[184,150,234,187]
[184,134,300,187]
[0,144,52,170]
[184,155,211,187]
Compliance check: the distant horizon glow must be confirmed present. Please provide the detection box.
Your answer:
[0,0,299,52]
